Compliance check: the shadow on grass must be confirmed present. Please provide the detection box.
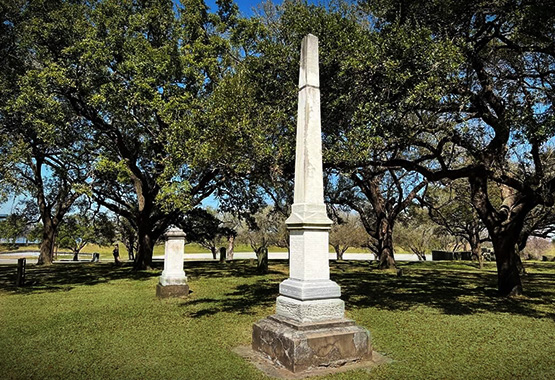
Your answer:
[1,259,554,320]
[179,260,286,318]
[180,279,281,318]
[183,260,287,280]
[0,259,286,296]
[335,261,555,320]
[0,262,160,294]
[176,260,555,320]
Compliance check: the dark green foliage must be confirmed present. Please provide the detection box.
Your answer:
[1,0,246,269]
[0,213,28,247]
[0,0,95,265]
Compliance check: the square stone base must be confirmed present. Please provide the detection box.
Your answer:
[156,283,189,298]
[252,315,372,373]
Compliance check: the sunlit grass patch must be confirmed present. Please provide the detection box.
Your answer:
[0,260,554,379]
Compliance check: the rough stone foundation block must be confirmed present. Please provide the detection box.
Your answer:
[252,315,372,373]
[156,283,189,298]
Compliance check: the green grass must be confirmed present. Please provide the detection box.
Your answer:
[1,260,554,379]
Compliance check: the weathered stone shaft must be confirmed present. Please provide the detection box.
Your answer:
[286,34,332,228]
[278,34,342,320]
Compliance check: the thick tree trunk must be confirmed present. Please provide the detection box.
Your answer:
[134,228,155,270]
[256,247,269,274]
[37,221,56,266]
[469,230,483,269]
[377,218,396,269]
[226,235,234,261]
[219,247,226,263]
[470,177,532,296]
[491,231,522,296]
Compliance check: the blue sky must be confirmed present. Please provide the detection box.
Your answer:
[207,0,263,16]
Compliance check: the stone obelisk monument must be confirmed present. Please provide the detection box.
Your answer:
[252,34,372,373]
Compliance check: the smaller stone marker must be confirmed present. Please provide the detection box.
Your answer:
[91,252,100,262]
[15,258,26,287]
[156,226,189,298]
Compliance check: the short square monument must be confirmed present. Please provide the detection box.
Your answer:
[156,226,189,298]
[251,34,372,373]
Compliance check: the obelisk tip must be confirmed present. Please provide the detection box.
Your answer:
[299,34,319,88]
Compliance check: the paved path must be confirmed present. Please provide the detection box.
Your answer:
[155,252,423,261]
[0,251,424,265]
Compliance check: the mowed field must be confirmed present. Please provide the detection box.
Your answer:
[1,260,554,380]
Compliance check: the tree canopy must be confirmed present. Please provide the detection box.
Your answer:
[353,0,555,295]
[2,0,555,296]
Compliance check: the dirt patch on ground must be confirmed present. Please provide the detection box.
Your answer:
[233,345,391,379]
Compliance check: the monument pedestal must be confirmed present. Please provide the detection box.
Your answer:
[156,283,189,298]
[156,226,189,298]
[252,315,372,373]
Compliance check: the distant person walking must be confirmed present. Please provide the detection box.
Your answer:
[112,243,121,265]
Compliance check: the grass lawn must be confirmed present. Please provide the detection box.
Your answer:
[1,260,554,380]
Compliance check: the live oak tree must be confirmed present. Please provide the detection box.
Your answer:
[3,0,242,269]
[240,0,555,295]
[328,210,369,260]
[224,1,444,271]
[354,0,555,296]
[179,208,235,260]
[0,0,93,265]
[329,168,427,268]
[83,0,242,269]
[216,0,382,244]
[221,0,436,271]
[236,205,285,273]
[57,211,115,260]
[0,212,29,248]
[395,205,452,260]
[115,216,138,261]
